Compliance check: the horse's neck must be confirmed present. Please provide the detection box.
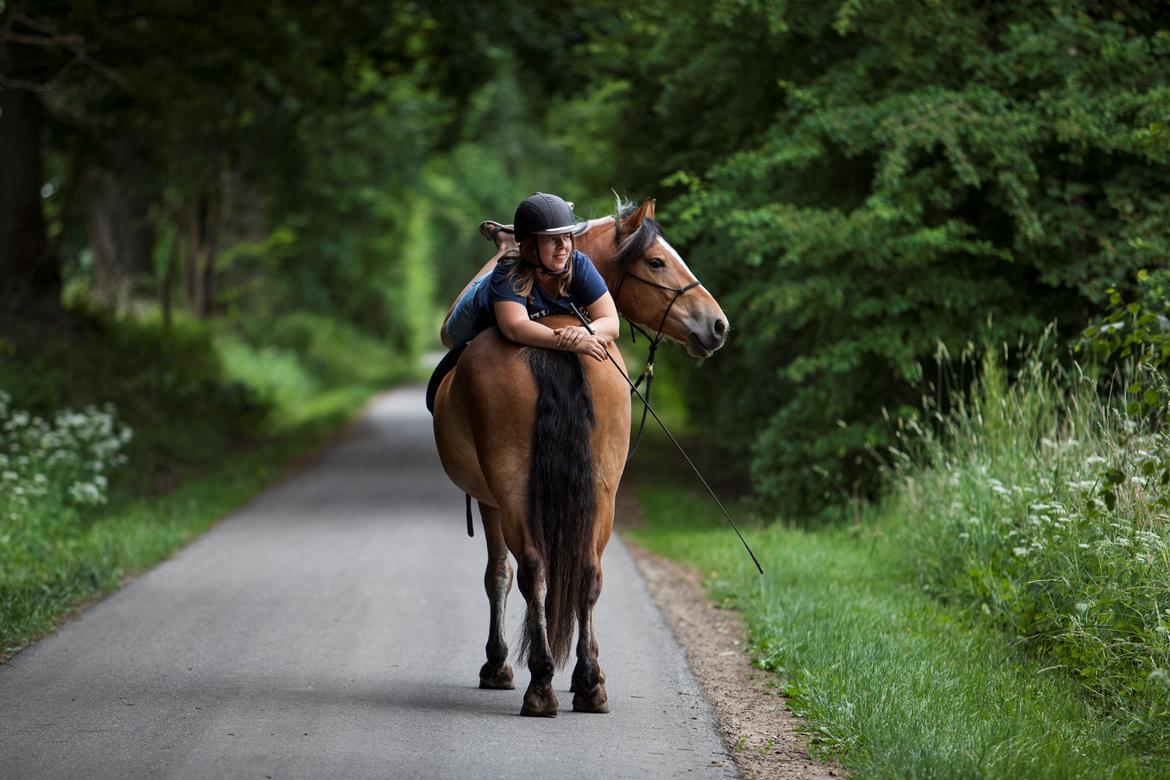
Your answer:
[577,219,623,291]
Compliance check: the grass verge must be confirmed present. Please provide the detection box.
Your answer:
[0,387,370,657]
[1,309,421,657]
[628,485,1168,778]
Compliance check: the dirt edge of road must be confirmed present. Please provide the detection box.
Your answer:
[619,493,842,780]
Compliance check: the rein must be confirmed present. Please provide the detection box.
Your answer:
[613,271,702,460]
[569,301,763,575]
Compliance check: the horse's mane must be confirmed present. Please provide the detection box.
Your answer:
[610,195,663,272]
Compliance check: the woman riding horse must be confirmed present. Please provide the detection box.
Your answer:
[443,192,620,360]
[432,196,728,717]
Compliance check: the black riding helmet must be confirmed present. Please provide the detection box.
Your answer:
[513,192,581,243]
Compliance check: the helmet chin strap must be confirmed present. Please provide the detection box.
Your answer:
[537,263,569,278]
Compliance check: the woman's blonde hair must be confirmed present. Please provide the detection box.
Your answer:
[502,236,575,300]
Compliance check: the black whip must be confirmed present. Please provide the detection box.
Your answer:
[568,303,763,574]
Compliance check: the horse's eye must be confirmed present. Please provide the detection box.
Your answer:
[648,258,666,269]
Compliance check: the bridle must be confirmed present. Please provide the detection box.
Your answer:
[612,268,703,460]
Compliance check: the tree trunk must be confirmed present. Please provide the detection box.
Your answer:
[83,166,158,310]
[199,182,228,319]
[162,220,180,330]
[183,197,205,311]
[84,169,123,308]
[0,87,61,318]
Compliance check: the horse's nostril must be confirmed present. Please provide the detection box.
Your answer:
[712,318,727,340]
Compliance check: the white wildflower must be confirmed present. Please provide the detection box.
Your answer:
[988,478,1009,496]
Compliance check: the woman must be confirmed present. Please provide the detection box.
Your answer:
[444,193,620,361]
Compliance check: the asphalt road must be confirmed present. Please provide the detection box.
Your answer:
[0,384,735,779]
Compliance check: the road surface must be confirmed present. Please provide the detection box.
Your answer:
[0,384,735,779]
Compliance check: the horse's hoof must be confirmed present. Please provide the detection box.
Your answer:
[572,685,609,714]
[521,684,559,717]
[520,701,559,717]
[571,662,606,693]
[479,662,514,690]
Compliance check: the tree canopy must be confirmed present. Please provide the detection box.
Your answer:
[4,0,1169,517]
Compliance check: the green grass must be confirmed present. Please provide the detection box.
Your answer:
[1,308,422,656]
[0,399,360,655]
[628,486,1168,778]
[887,352,1170,750]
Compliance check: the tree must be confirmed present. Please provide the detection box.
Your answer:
[0,10,73,317]
[561,0,1170,517]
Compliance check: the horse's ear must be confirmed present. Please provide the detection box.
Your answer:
[626,198,656,229]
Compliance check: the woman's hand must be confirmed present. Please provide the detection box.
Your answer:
[575,334,609,362]
[553,325,589,351]
[555,326,608,361]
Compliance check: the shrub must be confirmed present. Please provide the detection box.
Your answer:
[0,392,133,576]
[890,350,1170,751]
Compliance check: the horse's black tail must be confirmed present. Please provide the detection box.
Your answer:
[519,347,596,669]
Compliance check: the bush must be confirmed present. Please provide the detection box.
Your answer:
[0,311,270,490]
[0,392,133,578]
[578,0,1170,516]
[890,350,1170,751]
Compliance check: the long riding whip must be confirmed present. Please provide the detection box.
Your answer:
[568,303,764,575]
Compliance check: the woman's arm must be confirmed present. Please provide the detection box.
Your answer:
[552,291,620,353]
[493,300,608,361]
[583,291,620,341]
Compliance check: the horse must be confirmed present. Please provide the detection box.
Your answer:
[430,197,729,717]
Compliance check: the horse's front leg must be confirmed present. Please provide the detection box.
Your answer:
[478,503,514,690]
[517,549,558,717]
[570,557,608,713]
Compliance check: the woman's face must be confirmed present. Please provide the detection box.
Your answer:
[537,233,572,271]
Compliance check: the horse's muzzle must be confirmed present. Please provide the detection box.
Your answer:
[686,316,729,358]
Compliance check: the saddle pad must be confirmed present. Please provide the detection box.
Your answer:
[425,343,467,414]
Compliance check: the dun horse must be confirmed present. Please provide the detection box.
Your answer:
[431,198,728,716]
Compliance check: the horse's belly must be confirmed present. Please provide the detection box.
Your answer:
[433,374,497,507]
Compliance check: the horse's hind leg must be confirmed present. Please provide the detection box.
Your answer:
[478,503,514,690]
[516,549,559,717]
[570,555,609,713]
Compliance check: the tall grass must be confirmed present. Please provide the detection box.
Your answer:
[889,351,1170,750]
[630,489,1162,778]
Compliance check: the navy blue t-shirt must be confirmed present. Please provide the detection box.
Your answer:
[470,250,608,334]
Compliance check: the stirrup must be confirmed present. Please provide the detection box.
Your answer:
[478,220,515,244]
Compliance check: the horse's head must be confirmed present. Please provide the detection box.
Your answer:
[605,198,729,359]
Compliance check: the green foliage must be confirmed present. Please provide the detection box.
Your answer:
[244,68,446,350]
[0,393,133,578]
[0,311,269,490]
[890,349,1170,752]
[421,65,585,308]
[568,0,1170,516]
[1080,268,1170,417]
